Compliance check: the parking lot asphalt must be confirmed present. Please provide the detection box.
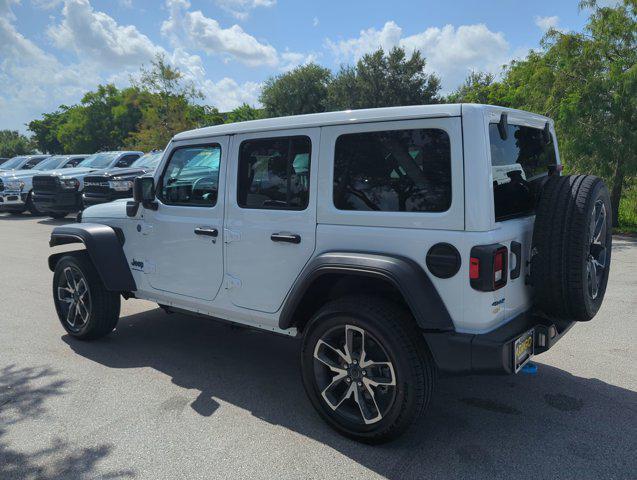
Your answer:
[0,212,636,480]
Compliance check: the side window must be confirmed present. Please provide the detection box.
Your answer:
[24,158,44,169]
[159,145,221,207]
[237,136,311,210]
[65,157,84,168]
[333,128,451,212]
[116,154,139,167]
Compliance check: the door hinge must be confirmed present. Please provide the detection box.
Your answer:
[224,228,241,243]
[224,274,242,290]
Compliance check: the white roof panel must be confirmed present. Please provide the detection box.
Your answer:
[173,104,464,141]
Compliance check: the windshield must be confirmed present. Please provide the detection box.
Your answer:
[78,152,118,168]
[490,123,557,221]
[132,152,163,169]
[1,156,27,169]
[32,156,68,171]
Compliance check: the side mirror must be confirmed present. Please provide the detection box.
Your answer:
[127,176,158,217]
[133,176,155,203]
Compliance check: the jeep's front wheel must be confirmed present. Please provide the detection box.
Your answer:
[53,252,120,340]
[301,296,434,443]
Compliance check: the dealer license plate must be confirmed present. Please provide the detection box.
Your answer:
[514,328,535,373]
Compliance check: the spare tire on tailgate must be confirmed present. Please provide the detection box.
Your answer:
[531,175,612,321]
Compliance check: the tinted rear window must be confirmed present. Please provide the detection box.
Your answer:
[333,128,451,212]
[490,123,557,221]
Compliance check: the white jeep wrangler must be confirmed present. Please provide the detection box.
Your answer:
[48,104,612,443]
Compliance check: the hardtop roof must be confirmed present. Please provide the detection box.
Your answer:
[173,104,552,141]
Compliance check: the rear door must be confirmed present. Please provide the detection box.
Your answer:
[224,128,319,313]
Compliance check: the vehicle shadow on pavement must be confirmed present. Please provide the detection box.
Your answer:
[0,364,135,480]
[37,218,72,226]
[0,213,36,221]
[61,308,637,480]
[0,213,70,225]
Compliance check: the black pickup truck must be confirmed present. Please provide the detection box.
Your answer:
[82,151,163,207]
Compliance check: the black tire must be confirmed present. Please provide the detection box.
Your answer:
[531,175,612,321]
[49,211,69,219]
[26,192,42,215]
[52,252,120,340]
[301,295,435,444]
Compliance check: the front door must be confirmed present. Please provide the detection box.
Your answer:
[139,138,228,301]
[224,128,319,313]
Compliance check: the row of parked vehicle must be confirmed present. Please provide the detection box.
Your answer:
[0,150,163,218]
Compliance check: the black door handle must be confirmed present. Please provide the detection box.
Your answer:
[271,233,301,244]
[194,227,218,237]
[511,241,522,279]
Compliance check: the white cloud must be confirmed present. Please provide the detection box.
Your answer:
[535,15,560,32]
[0,1,99,132]
[0,0,20,19]
[168,48,261,109]
[0,0,264,133]
[313,17,319,27]
[326,21,511,91]
[279,50,317,72]
[214,0,276,20]
[162,0,278,67]
[203,77,262,110]
[48,0,163,67]
[326,21,403,61]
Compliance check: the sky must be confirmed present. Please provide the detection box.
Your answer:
[0,0,601,133]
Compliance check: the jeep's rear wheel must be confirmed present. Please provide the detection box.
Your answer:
[53,252,120,340]
[531,175,612,321]
[301,295,434,443]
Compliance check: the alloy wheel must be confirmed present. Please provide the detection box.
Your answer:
[587,199,607,300]
[57,266,91,332]
[313,324,396,425]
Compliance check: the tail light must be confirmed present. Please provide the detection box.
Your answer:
[470,244,508,291]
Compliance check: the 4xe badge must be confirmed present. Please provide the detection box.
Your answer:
[492,297,504,314]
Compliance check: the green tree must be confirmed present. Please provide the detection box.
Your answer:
[28,109,68,154]
[225,103,264,123]
[447,71,500,104]
[128,54,210,151]
[445,1,636,226]
[327,47,441,110]
[0,130,35,157]
[53,85,146,153]
[190,105,225,127]
[260,63,332,117]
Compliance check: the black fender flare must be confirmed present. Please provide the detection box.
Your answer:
[279,252,453,331]
[48,223,136,292]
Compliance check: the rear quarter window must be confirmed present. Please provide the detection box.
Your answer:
[333,128,451,212]
[490,123,557,221]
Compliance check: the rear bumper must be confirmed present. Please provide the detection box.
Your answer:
[424,311,576,375]
[33,191,82,213]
